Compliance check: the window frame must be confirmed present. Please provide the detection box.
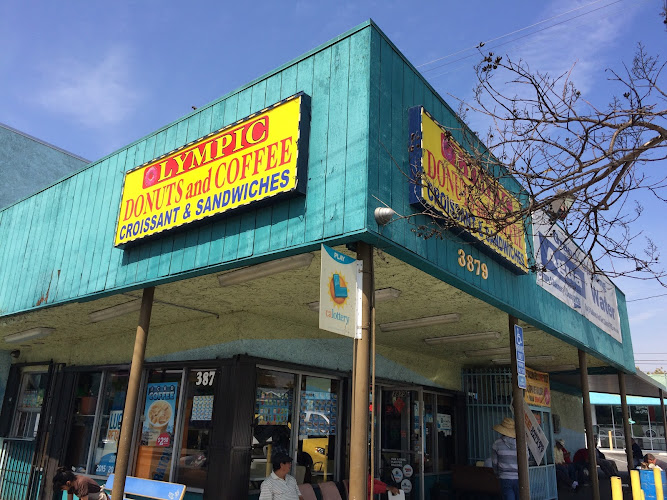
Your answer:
[250,364,344,492]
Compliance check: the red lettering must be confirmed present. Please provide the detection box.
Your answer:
[266,142,279,170]
[214,164,225,188]
[227,158,240,184]
[280,137,292,166]
[123,199,134,221]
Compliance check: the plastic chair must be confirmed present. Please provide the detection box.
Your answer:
[319,481,343,500]
[298,483,317,500]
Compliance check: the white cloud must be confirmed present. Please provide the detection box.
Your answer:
[36,46,141,128]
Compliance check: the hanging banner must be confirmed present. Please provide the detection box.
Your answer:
[524,368,551,407]
[115,93,310,247]
[523,400,549,466]
[319,244,362,338]
[408,106,528,273]
[532,210,622,342]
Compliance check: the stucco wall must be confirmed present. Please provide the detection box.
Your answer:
[551,390,586,453]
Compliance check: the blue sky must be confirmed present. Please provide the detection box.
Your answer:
[1,0,664,370]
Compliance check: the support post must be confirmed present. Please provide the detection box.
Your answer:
[112,287,155,500]
[660,389,667,453]
[509,315,530,500]
[579,349,600,500]
[619,372,635,474]
[349,242,373,500]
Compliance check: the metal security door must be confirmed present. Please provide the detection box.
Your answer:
[378,387,424,500]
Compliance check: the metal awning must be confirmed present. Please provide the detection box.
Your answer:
[551,367,667,398]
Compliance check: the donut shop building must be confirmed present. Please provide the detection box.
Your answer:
[0,20,659,500]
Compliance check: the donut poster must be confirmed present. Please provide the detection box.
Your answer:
[114,94,310,247]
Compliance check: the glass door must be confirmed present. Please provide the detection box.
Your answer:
[378,386,424,500]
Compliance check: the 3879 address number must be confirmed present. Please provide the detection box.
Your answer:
[457,249,489,280]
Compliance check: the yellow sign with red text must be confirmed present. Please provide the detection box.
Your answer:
[524,367,550,407]
[114,95,309,246]
[409,107,528,272]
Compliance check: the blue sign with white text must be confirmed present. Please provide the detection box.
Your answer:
[515,325,526,389]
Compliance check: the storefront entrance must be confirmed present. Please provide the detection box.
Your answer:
[378,386,424,500]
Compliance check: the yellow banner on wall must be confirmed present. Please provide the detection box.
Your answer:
[524,367,550,407]
[409,106,528,272]
[114,94,309,246]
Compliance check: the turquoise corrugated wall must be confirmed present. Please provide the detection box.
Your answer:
[0,24,372,317]
[362,25,634,371]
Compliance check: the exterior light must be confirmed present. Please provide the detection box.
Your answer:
[89,300,142,323]
[424,331,500,345]
[218,253,314,287]
[381,313,461,332]
[4,327,55,344]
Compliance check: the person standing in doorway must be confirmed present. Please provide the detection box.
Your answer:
[492,418,519,500]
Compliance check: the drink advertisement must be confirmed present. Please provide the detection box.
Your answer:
[142,382,178,447]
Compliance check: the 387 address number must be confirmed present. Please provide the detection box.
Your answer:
[457,249,489,280]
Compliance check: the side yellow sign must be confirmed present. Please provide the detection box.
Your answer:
[409,106,528,273]
[114,94,309,246]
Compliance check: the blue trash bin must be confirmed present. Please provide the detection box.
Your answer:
[639,469,667,500]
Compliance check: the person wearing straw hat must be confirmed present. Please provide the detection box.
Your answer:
[492,417,519,500]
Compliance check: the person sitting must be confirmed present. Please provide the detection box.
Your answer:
[259,453,304,500]
[53,467,110,500]
[597,447,619,478]
[554,439,579,490]
[632,439,643,467]
[572,446,618,479]
[645,454,667,470]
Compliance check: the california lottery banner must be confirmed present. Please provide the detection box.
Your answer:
[532,210,622,342]
[319,244,362,339]
[523,400,549,466]
[142,382,178,447]
[115,93,310,246]
[408,106,528,273]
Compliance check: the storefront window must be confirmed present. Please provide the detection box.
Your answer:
[65,372,103,472]
[135,369,183,482]
[297,376,339,483]
[93,370,129,476]
[175,368,217,489]
[11,369,48,439]
[250,369,296,489]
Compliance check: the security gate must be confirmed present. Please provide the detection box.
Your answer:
[462,368,557,500]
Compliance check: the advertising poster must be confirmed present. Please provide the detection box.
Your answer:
[319,244,363,338]
[532,210,622,342]
[524,368,551,407]
[142,382,178,447]
[256,388,292,426]
[523,400,549,466]
[106,409,123,442]
[299,391,337,438]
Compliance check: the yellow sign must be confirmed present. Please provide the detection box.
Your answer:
[115,94,309,246]
[524,367,550,407]
[409,106,528,272]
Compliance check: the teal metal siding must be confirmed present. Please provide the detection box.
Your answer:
[0,24,372,317]
[364,24,634,371]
